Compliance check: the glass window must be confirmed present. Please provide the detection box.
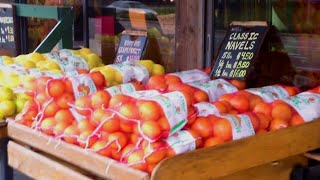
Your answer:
[88,0,176,72]
[213,0,320,90]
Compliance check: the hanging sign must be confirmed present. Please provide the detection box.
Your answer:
[211,21,269,80]
[114,30,147,63]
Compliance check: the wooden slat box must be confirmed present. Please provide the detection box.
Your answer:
[7,120,320,180]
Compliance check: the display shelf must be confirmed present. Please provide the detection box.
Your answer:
[8,141,91,180]
[7,119,320,180]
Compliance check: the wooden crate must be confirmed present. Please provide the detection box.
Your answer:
[7,119,320,180]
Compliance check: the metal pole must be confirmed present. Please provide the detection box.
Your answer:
[82,0,89,47]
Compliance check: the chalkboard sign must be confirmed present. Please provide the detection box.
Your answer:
[114,30,147,63]
[211,21,269,80]
[0,3,18,50]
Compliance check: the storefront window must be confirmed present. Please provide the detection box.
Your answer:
[213,0,320,90]
[88,0,176,71]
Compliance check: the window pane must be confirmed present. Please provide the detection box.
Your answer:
[88,0,176,72]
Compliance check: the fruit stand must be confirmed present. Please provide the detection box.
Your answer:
[5,119,320,179]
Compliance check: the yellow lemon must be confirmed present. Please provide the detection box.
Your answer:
[14,54,27,63]
[45,61,60,70]
[86,53,103,67]
[21,60,36,69]
[139,60,154,74]
[79,48,92,55]
[0,87,14,101]
[0,100,16,117]
[2,56,14,64]
[27,52,44,63]
[115,71,123,83]
[151,64,165,75]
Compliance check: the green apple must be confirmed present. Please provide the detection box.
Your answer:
[0,100,16,117]
[0,87,14,101]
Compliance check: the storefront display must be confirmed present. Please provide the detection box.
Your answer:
[0,0,320,180]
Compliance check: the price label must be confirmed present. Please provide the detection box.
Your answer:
[0,4,18,50]
[211,21,269,80]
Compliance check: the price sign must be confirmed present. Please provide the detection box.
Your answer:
[0,3,18,50]
[211,21,269,80]
[114,30,147,63]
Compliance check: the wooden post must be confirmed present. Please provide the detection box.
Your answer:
[175,0,205,71]
[0,124,12,180]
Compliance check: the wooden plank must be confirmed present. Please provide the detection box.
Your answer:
[152,120,320,180]
[7,122,149,180]
[216,155,308,180]
[8,141,91,180]
[175,0,204,71]
[304,152,320,162]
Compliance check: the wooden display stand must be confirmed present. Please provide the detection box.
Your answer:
[6,119,320,180]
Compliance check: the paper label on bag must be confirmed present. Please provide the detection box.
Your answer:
[43,52,60,60]
[169,69,210,84]
[246,85,289,103]
[194,102,220,116]
[58,49,74,58]
[128,62,149,85]
[42,72,63,79]
[52,57,76,72]
[109,63,133,83]
[69,75,97,98]
[129,90,160,99]
[65,70,79,77]
[105,83,137,96]
[144,91,188,135]
[224,114,255,140]
[189,79,238,102]
[27,68,42,78]
[5,64,27,75]
[165,130,196,155]
[67,56,89,70]
[283,92,320,122]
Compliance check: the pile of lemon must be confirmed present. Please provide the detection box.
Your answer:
[91,60,165,87]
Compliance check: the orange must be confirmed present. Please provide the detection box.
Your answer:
[56,93,74,109]
[43,101,59,117]
[78,130,98,148]
[131,82,144,91]
[219,101,233,112]
[204,137,224,147]
[64,79,74,94]
[146,75,167,91]
[219,94,233,102]
[284,86,299,96]
[138,100,161,121]
[167,82,183,92]
[255,112,271,130]
[47,79,66,98]
[91,140,112,157]
[228,79,246,90]
[119,102,140,119]
[40,117,56,135]
[158,116,170,131]
[230,94,250,113]
[245,112,260,132]
[35,92,48,106]
[36,76,53,92]
[130,134,141,144]
[271,103,292,122]
[77,118,96,131]
[144,141,167,164]
[187,106,197,125]
[141,121,162,140]
[89,71,106,88]
[194,90,209,102]
[269,118,288,131]
[121,144,136,161]
[120,120,135,133]
[21,109,38,122]
[109,94,132,108]
[179,84,196,95]
[111,149,122,161]
[164,74,182,84]
[91,90,111,109]
[108,132,128,149]
[92,108,109,124]
[53,121,70,136]
[102,115,120,133]
[179,90,194,107]
[147,163,157,174]
[191,117,213,138]
[77,69,89,74]
[54,109,74,124]
[213,118,232,141]
[213,101,228,114]
[290,114,305,126]
[249,95,263,111]
[127,150,147,171]
[63,125,80,145]
[253,102,272,117]
[74,96,92,116]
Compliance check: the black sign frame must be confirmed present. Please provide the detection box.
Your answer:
[0,3,19,51]
[114,30,148,63]
[210,21,269,80]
